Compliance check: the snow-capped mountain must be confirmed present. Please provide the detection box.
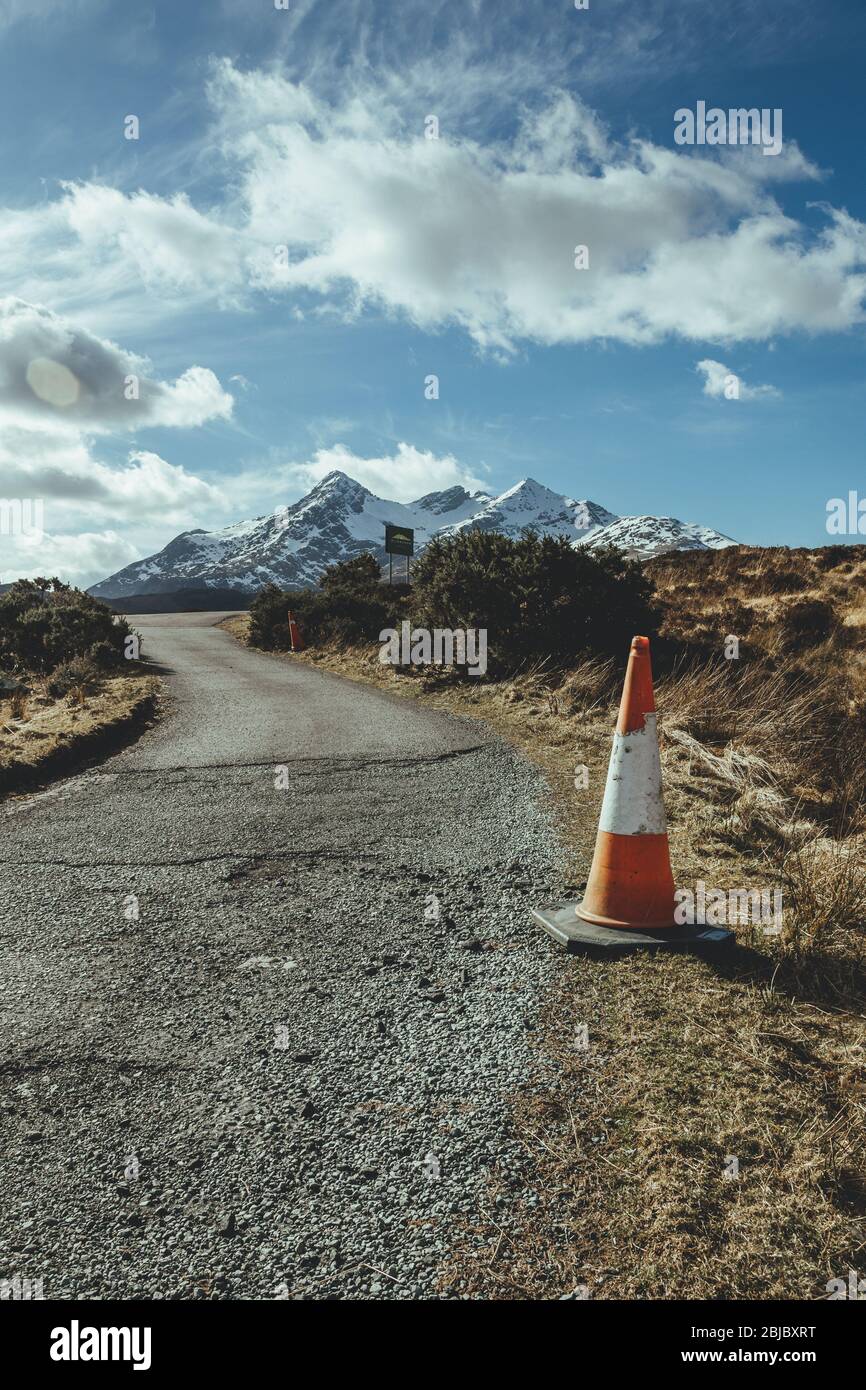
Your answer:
[577,515,736,561]
[438,478,618,541]
[89,470,735,598]
[88,472,490,598]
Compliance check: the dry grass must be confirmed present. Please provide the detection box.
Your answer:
[649,545,866,697]
[0,672,158,792]
[439,946,866,1300]
[219,613,250,643]
[9,688,27,721]
[224,599,866,1299]
[777,839,866,961]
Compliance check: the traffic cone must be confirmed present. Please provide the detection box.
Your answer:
[531,635,733,952]
[287,610,304,652]
[577,635,674,929]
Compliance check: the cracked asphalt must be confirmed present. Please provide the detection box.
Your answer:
[0,613,565,1300]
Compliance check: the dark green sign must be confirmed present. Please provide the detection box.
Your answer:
[384,524,414,556]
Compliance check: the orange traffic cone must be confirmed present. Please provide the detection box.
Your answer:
[287,610,304,652]
[532,635,733,952]
[577,635,675,929]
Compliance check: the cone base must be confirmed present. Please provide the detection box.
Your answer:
[532,902,735,953]
[574,902,678,930]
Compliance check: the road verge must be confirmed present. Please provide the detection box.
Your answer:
[223,613,866,1300]
[0,673,160,799]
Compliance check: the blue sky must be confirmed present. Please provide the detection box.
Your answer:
[1,0,865,585]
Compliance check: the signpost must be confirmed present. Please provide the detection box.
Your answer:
[384,523,414,585]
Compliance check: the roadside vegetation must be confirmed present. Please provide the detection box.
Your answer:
[0,578,157,793]
[248,531,656,671]
[236,539,866,1299]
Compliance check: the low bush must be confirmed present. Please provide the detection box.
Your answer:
[759,568,809,595]
[779,598,838,651]
[249,557,410,651]
[0,578,134,675]
[248,533,660,676]
[409,530,658,674]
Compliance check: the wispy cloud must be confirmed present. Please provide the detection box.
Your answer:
[0,0,107,34]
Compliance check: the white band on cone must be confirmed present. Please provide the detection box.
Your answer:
[597,712,668,836]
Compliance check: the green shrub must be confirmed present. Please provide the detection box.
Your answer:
[86,638,124,670]
[248,535,659,674]
[0,578,134,674]
[248,583,300,651]
[410,531,658,673]
[46,654,102,698]
[249,558,410,651]
[319,552,382,596]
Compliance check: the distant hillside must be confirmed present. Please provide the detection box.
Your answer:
[103,587,253,615]
[647,544,866,677]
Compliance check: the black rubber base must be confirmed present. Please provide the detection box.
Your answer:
[531,902,735,953]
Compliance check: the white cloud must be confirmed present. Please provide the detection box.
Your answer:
[219,67,863,350]
[696,358,781,401]
[0,298,233,431]
[291,442,487,500]
[0,302,233,587]
[62,185,244,301]
[0,438,228,587]
[215,440,487,515]
[0,428,225,521]
[2,66,864,351]
[0,528,140,590]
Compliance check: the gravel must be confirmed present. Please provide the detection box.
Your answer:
[0,614,566,1300]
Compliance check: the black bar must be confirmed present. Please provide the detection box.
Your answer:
[9,1297,856,1373]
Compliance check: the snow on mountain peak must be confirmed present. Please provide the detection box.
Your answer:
[310,468,368,494]
[438,477,618,543]
[414,484,491,515]
[88,473,735,599]
[577,514,737,561]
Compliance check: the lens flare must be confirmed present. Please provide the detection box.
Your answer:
[25,356,80,408]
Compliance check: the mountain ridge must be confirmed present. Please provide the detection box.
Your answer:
[88,469,737,599]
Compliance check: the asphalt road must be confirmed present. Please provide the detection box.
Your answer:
[0,613,564,1300]
[129,613,485,768]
